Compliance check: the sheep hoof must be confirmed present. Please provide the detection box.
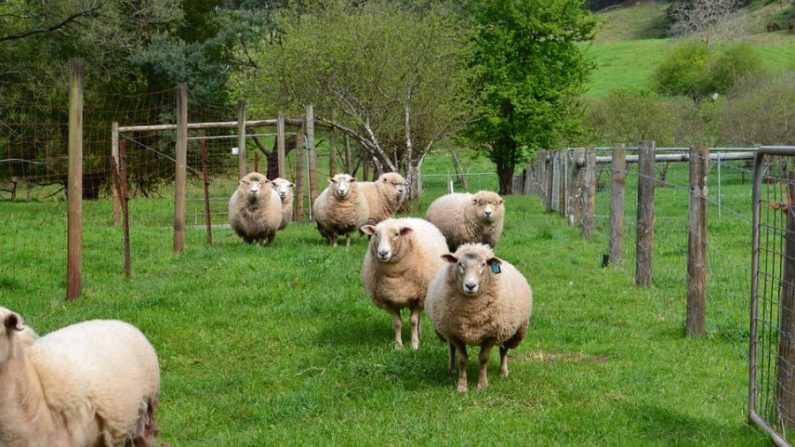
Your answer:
[394,341,403,350]
[477,380,488,389]
[457,383,468,393]
[410,341,419,350]
[500,369,509,378]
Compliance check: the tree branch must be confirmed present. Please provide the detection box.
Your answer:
[0,5,102,44]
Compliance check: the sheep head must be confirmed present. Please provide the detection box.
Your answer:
[329,174,356,200]
[362,220,413,263]
[272,178,295,201]
[379,172,406,201]
[441,243,502,296]
[471,191,504,223]
[0,307,24,364]
[239,174,272,204]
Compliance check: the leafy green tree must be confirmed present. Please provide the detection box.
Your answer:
[238,0,473,200]
[464,0,596,194]
[584,89,677,146]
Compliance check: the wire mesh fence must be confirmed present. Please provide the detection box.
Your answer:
[750,147,795,447]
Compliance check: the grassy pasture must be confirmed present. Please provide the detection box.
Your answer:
[0,151,770,445]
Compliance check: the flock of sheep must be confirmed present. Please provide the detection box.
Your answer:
[0,170,533,446]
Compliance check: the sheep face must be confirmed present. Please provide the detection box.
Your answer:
[329,174,356,200]
[442,245,502,296]
[0,308,23,363]
[239,175,272,204]
[362,222,413,263]
[380,173,406,201]
[472,192,504,223]
[273,179,294,201]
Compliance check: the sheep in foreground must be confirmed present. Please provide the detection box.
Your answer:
[425,191,505,251]
[425,243,532,392]
[360,218,448,349]
[313,173,369,247]
[271,177,295,230]
[228,172,282,244]
[0,307,161,446]
[359,172,406,226]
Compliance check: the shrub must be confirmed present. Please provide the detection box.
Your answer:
[717,71,795,145]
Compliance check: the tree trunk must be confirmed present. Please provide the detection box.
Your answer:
[497,163,514,195]
[450,149,468,188]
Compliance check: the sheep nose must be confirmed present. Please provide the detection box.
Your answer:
[378,249,390,259]
[464,282,477,292]
[484,209,492,217]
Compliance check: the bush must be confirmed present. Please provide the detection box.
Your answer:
[653,41,711,100]
[653,42,761,101]
[718,71,795,145]
[583,89,676,146]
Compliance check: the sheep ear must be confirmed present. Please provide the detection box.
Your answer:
[3,312,23,332]
[289,182,295,188]
[328,178,336,184]
[399,227,413,236]
[487,257,503,266]
[498,199,504,205]
[487,257,503,274]
[472,198,478,205]
[239,179,249,186]
[350,178,356,182]
[442,254,457,264]
[361,225,376,236]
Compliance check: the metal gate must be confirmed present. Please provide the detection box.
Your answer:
[750,146,795,446]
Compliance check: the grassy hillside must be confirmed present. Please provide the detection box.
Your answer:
[585,1,795,97]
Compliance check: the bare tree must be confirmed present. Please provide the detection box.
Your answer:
[669,0,744,44]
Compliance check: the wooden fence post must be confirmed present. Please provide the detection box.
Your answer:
[569,148,585,225]
[237,99,247,178]
[174,83,188,253]
[329,109,337,177]
[635,140,656,286]
[779,170,795,427]
[549,150,559,212]
[200,139,212,246]
[582,147,597,239]
[253,151,259,173]
[362,150,369,181]
[559,149,569,218]
[277,112,286,179]
[119,139,131,279]
[686,145,708,337]
[344,134,352,174]
[66,58,83,300]
[545,151,554,212]
[111,121,120,225]
[306,105,319,205]
[609,144,626,265]
[294,122,305,221]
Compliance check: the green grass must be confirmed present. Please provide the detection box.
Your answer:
[0,152,771,445]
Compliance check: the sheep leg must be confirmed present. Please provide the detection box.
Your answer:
[391,311,403,349]
[452,340,469,392]
[477,344,493,389]
[409,308,420,350]
[345,233,351,249]
[448,343,456,374]
[499,345,509,377]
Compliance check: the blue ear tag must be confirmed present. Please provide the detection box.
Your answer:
[491,263,501,274]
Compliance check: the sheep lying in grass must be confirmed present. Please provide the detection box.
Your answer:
[0,307,161,446]
[360,218,448,349]
[313,173,369,247]
[359,172,406,226]
[425,191,505,251]
[271,177,295,230]
[228,172,282,244]
[425,243,532,392]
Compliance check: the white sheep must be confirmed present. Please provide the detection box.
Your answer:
[425,190,505,251]
[313,173,369,248]
[359,172,406,226]
[228,172,282,244]
[360,218,448,349]
[0,307,161,446]
[425,243,532,392]
[271,177,295,230]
